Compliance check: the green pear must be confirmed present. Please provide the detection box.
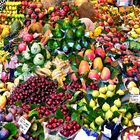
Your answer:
[108,84,116,91]
[81,106,88,112]
[84,124,89,128]
[111,105,118,112]
[116,89,125,95]
[90,122,97,130]
[105,110,113,120]
[125,112,132,120]
[89,99,96,108]
[106,91,114,97]
[112,117,119,123]
[122,117,129,126]
[102,102,110,112]
[114,98,121,108]
[99,86,107,94]
[91,90,100,97]
[95,116,104,125]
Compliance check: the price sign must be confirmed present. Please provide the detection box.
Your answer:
[18,116,31,134]
[117,0,129,6]
[129,95,140,104]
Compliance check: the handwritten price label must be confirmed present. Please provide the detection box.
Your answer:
[18,116,31,134]
[129,95,140,104]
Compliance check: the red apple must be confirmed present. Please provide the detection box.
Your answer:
[18,42,27,52]
[95,48,106,59]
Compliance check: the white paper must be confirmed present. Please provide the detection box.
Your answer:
[74,129,96,140]
[18,116,31,134]
[129,95,140,104]
[133,116,140,126]
[102,126,112,138]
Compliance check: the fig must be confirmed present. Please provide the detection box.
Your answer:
[114,99,121,108]
[95,116,104,125]
[105,110,113,120]
[5,112,14,122]
[102,102,110,112]
[0,114,5,122]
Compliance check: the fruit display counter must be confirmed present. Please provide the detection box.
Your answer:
[0,0,140,140]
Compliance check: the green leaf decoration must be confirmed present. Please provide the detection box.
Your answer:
[30,104,40,110]
[29,110,39,118]
[4,123,18,140]
[55,107,64,119]
[15,101,22,106]
[71,112,83,125]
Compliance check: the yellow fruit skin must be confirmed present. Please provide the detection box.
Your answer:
[93,57,103,71]
[135,28,140,34]
[0,96,7,109]
[78,60,90,75]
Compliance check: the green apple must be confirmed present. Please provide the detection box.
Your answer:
[116,89,125,95]
[95,116,104,125]
[106,91,114,97]
[112,117,119,123]
[105,110,113,120]
[22,63,29,73]
[125,112,132,120]
[91,90,100,97]
[110,105,118,112]
[33,53,45,66]
[99,86,107,94]
[114,98,121,108]
[90,122,97,130]
[102,102,110,112]
[107,84,116,91]
[89,99,96,108]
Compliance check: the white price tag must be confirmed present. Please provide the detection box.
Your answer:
[18,116,31,134]
[129,95,140,104]
[133,116,140,125]
[102,126,112,138]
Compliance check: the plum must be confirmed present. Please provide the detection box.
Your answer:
[0,114,5,122]
[0,128,9,140]
[5,112,14,122]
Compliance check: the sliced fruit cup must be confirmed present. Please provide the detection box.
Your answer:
[44,117,64,135]
[58,120,81,139]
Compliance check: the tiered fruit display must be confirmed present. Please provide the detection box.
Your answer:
[0,1,140,140]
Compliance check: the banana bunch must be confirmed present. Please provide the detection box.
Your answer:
[36,57,70,86]
[52,57,70,73]
[94,26,102,37]
[36,61,52,76]
[52,68,66,86]
[1,26,10,39]
[0,50,9,64]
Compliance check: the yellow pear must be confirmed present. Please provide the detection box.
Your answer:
[131,33,138,39]
[134,24,139,29]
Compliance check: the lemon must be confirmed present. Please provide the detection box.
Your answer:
[135,28,140,34]
[134,24,139,29]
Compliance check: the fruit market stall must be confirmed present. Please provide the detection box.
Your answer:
[0,0,140,140]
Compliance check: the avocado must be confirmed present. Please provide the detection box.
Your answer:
[65,29,75,41]
[76,27,85,38]
[72,18,81,27]
[80,37,88,47]
[52,29,64,38]
[62,19,70,30]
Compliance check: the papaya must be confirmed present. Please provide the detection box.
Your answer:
[93,57,103,71]
[29,22,43,33]
[78,60,90,75]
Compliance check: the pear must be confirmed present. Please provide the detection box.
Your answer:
[127,81,137,89]
[114,98,121,108]
[102,102,110,112]
[99,93,107,99]
[125,112,132,120]
[128,121,133,126]
[111,105,118,112]
[131,33,138,39]
[90,122,97,130]
[95,116,104,125]
[106,91,114,97]
[105,110,113,120]
[89,99,96,108]
[84,124,89,128]
[99,86,107,94]
[134,24,139,29]
[116,89,125,95]
[129,87,139,94]
[112,117,119,123]
[91,90,100,97]
[122,117,129,126]
[107,84,116,91]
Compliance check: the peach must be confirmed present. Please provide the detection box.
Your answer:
[101,67,111,81]
[88,70,100,80]
[71,73,78,81]
[78,60,90,75]
[84,49,95,61]
[95,48,106,59]
[93,57,103,71]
